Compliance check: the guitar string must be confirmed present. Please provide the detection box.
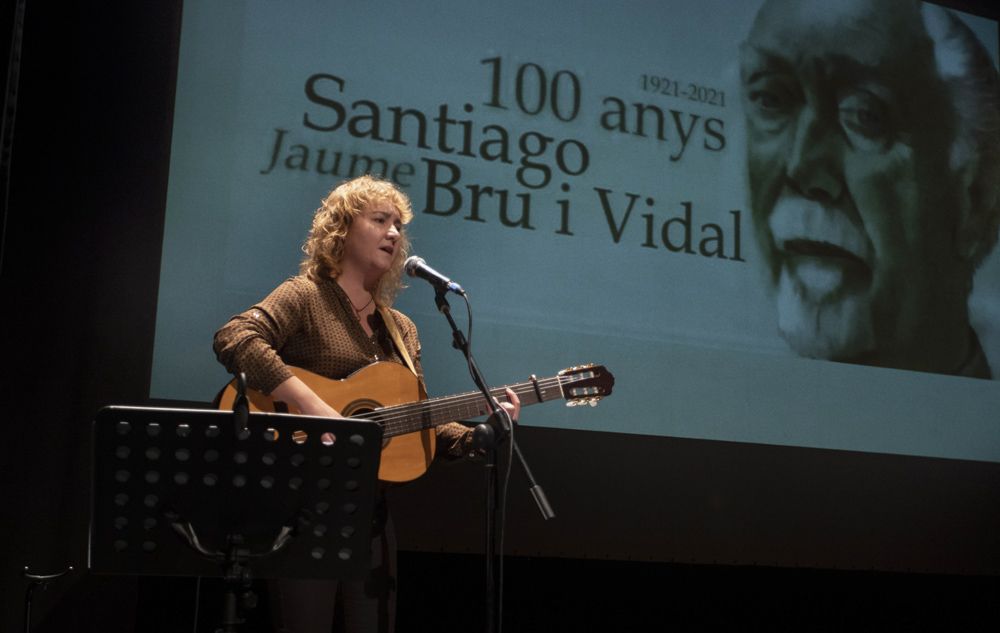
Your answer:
[358,379,564,427]
[356,375,599,434]
[359,379,566,428]
[236,371,604,432]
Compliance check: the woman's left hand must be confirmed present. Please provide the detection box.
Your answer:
[500,387,520,423]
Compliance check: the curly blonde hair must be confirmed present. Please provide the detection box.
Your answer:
[300,175,413,306]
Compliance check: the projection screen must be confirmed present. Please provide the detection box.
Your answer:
[151,0,1000,463]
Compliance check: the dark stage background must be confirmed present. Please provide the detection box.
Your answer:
[1,2,999,631]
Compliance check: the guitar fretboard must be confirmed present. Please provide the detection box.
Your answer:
[356,376,566,438]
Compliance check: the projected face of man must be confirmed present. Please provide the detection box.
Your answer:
[741,0,975,372]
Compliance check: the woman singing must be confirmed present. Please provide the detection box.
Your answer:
[213,175,518,632]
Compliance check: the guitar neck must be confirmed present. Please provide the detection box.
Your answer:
[357,376,565,438]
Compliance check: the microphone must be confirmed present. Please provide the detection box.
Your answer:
[404,256,465,295]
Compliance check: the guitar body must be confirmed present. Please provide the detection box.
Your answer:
[217,362,436,483]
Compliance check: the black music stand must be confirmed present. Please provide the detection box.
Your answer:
[89,405,383,631]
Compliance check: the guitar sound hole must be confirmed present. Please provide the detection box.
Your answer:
[343,403,378,417]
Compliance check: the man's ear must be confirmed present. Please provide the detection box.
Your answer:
[954,153,1000,266]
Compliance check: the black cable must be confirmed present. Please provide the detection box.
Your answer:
[496,404,514,633]
[460,292,514,633]
[192,576,202,633]
[0,0,27,278]
[463,293,476,396]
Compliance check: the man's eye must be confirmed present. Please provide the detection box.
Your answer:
[749,89,785,111]
[838,92,891,149]
[744,76,798,129]
[743,77,798,134]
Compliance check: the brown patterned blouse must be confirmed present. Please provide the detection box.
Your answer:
[213,274,472,457]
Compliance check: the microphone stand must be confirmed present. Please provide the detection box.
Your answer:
[433,290,554,633]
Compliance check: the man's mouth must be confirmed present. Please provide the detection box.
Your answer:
[767,195,875,300]
[778,239,873,298]
[782,239,870,270]
[768,196,874,269]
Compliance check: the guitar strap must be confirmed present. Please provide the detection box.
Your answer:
[378,305,418,377]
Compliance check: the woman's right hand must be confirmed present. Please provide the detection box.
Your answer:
[271,375,341,418]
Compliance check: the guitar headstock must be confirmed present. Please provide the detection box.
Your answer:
[557,364,614,407]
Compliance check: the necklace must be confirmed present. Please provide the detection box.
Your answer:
[349,293,374,317]
[348,293,380,361]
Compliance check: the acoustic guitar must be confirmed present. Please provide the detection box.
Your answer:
[217,361,614,482]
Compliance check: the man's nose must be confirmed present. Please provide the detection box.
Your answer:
[786,108,843,202]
